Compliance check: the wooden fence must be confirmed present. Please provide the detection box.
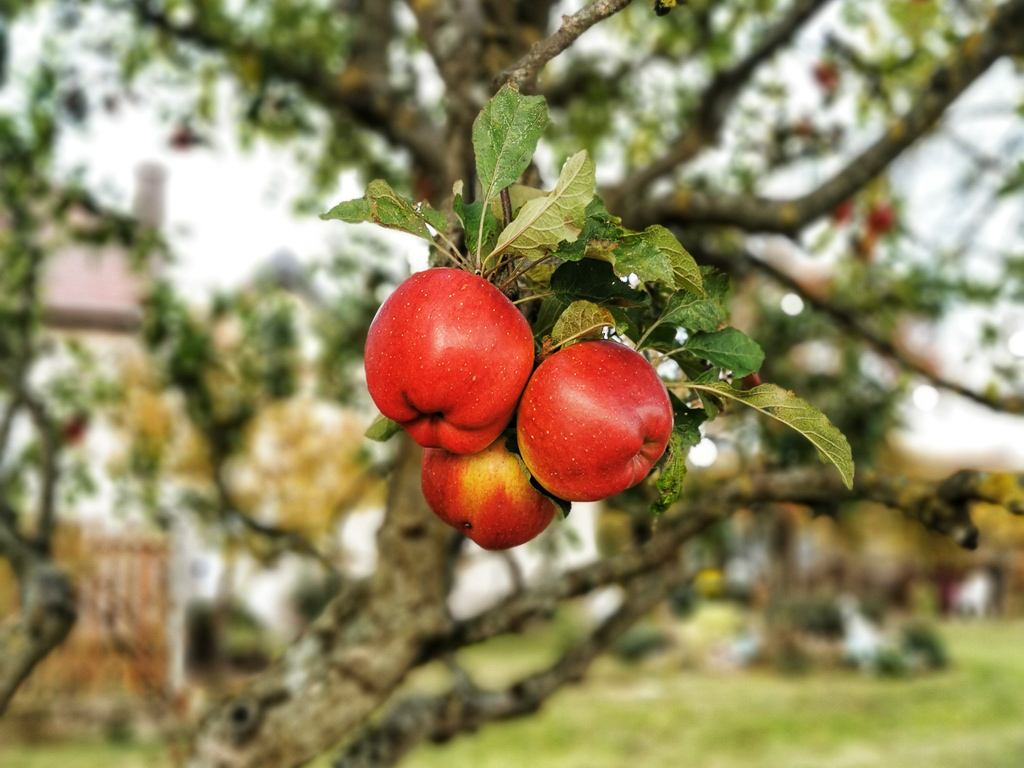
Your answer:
[15,529,170,697]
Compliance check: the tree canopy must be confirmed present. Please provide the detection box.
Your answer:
[1,1,1024,767]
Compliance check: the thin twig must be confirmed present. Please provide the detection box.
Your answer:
[732,245,1023,414]
[512,293,553,306]
[494,0,636,91]
[130,0,446,180]
[335,567,679,768]
[0,393,24,470]
[434,231,471,270]
[22,392,59,552]
[483,253,518,280]
[212,464,336,570]
[612,0,832,208]
[498,253,558,291]
[634,318,665,351]
[638,0,1024,232]
[499,187,513,229]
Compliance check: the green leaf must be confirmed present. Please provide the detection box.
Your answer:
[701,267,732,305]
[473,84,549,206]
[366,413,403,442]
[613,233,675,285]
[453,181,499,256]
[660,290,725,333]
[689,369,724,419]
[522,261,557,292]
[504,184,548,216]
[606,307,632,338]
[654,390,709,515]
[636,226,704,296]
[550,258,648,306]
[635,323,678,351]
[553,196,625,262]
[669,394,708,444]
[667,350,715,381]
[488,150,596,261]
[322,179,447,243]
[997,161,1024,197]
[684,328,764,377]
[551,300,617,347]
[651,429,694,515]
[533,295,568,341]
[531,477,572,518]
[636,289,724,352]
[685,382,855,489]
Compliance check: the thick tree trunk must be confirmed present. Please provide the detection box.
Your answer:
[186,435,452,768]
[0,556,77,715]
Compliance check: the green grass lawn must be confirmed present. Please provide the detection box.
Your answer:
[3,621,1023,768]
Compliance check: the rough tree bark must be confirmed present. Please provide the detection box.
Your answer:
[187,436,452,768]
[0,501,76,715]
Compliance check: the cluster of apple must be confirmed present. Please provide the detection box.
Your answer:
[364,267,674,550]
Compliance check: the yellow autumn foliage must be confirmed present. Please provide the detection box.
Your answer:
[225,398,375,539]
[111,352,211,482]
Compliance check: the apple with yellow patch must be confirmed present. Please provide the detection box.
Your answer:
[421,438,558,550]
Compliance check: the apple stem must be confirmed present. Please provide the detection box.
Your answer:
[499,187,513,229]
[430,229,472,271]
[512,293,552,305]
[657,345,688,357]
[482,254,517,280]
[498,253,557,291]
[634,321,662,351]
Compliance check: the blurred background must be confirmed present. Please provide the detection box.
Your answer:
[1,0,1024,766]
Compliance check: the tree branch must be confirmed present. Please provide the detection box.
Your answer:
[636,0,1024,233]
[0,499,76,716]
[186,435,453,768]
[0,393,24,470]
[494,0,635,91]
[709,467,989,549]
[21,391,58,551]
[441,500,725,653]
[401,0,487,190]
[335,458,1024,766]
[611,0,833,212]
[210,464,337,569]
[705,241,1024,414]
[182,438,1013,767]
[335,567,682,768]
[441,463,1019,659]
[129,0,446,182]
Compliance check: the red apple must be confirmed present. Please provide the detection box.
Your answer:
[421,438,557,550]
[866,203,896,235]
[831,199,854,225]
[813,61,839,93]
[365,268,535,455]
[516,340,673,502]
[741,372,763,390]
[62,412,89,445]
